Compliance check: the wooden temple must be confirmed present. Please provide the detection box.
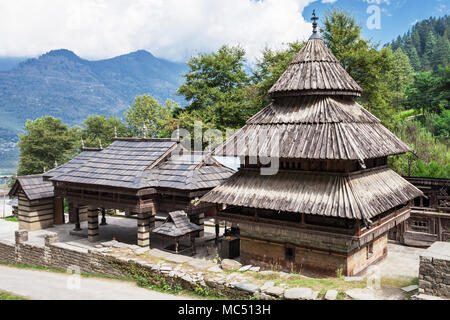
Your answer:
[201,14,424,276]
[42,138,234,247]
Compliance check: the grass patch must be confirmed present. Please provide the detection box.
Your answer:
[0,290,28,300]
[394,109,421,120]
[2,216,18,222]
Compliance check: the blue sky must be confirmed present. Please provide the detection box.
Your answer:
[304,0,449,46]
[0,0,448,62]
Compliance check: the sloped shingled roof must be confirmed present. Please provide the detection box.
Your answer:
[201,167,422,220]
[9,174,54,200]
[152,210,201,237]
[213,96,412,161]
[269,38,362,97]
[50,138,178,189]
[49,139,235,191]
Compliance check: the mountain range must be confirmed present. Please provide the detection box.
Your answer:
[0,49,188,174]
[0,49,187,136]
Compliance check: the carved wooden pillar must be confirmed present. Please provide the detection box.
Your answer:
[87,207,99,242]
[73,206,81,231]
[137,212,154,247]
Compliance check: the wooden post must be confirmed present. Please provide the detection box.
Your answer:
[100,208,107,225]
[137,212,151,247]
[190,234,196,255]
[73,206,81,231]
[175,239,179,253]
[87,207,99,242]
[215,223,220,243]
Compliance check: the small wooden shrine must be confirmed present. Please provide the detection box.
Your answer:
[152,210,202,254]
[202,13,423,276]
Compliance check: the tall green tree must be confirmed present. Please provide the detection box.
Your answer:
[388,48,414,109]
[81,115,130,148]
[124,95,178,138]
[321,8,395,123]
[17,116,79,175]
[177,45,253,131]
[251,41,304,111]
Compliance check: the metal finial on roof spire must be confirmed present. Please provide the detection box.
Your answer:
[310,10,320,39]
[54,160,58,168]
[114,126,118,138]
[81,138,85,149]
[98,138,103,149]
[142,123,148,138]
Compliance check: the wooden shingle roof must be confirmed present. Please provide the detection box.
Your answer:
[213,96,412,161]
[152,210,201,237]
[9,174,54,200]
[269,38,362,97]
[201,167,422,220]
[50,138,178,189]
[152,153,235,190]
[49,140,235,191]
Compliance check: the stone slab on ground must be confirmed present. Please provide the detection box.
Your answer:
[208,265,224,273]
[324,290,338,300]
[260,281,275,292]
[344,276,364,282]
[401,285,419,293]
[165,254,193,263]
[238,265,252,272]
[265,286,285,298]
[148,248,169,258]
[284,287,314,300]
[345,288,376,300]
[187,259,215,270]
[221,259,242,271]
[234,281,260,294]
[249,266,260,272]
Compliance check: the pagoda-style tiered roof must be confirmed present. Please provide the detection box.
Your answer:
[203,14,423,220]
[269,39,362,97]
[214,95,412,160]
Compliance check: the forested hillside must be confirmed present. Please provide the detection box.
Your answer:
[0,49,187,174]
[390,15,449,72]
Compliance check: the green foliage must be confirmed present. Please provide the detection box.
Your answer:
[124,95,179,138]
[177,45,254,132]
[390,120,449,178]
[17,116,80,175]
[387,48,414,109]
[390,15,449,72]
[81,115,131,148]
[0,290,28,300]
[251,41,304,110]
[321,8,395,123]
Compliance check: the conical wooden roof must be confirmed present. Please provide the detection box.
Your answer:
[269,38,362,97]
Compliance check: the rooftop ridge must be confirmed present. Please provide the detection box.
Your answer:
[112,137,179,143]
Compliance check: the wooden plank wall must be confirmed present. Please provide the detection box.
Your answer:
[18,191,54,231]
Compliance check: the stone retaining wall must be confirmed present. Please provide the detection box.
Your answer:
[0,231,251,299]
[418,242,450,298]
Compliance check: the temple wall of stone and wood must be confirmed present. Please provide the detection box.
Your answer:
[17,190,54,231]
[222,204,409,276]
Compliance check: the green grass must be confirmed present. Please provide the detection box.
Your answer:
[2,216,18,222]
[394,109,421,120]
[0,290,28,300]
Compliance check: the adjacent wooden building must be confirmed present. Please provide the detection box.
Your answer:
[8,175,62,230]
[389,177,450,246]
[201,16,423,276]
[43,138,234,246]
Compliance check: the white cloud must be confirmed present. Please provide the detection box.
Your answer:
[0,0,319,62]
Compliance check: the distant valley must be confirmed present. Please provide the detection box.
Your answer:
[0,49,188,174]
